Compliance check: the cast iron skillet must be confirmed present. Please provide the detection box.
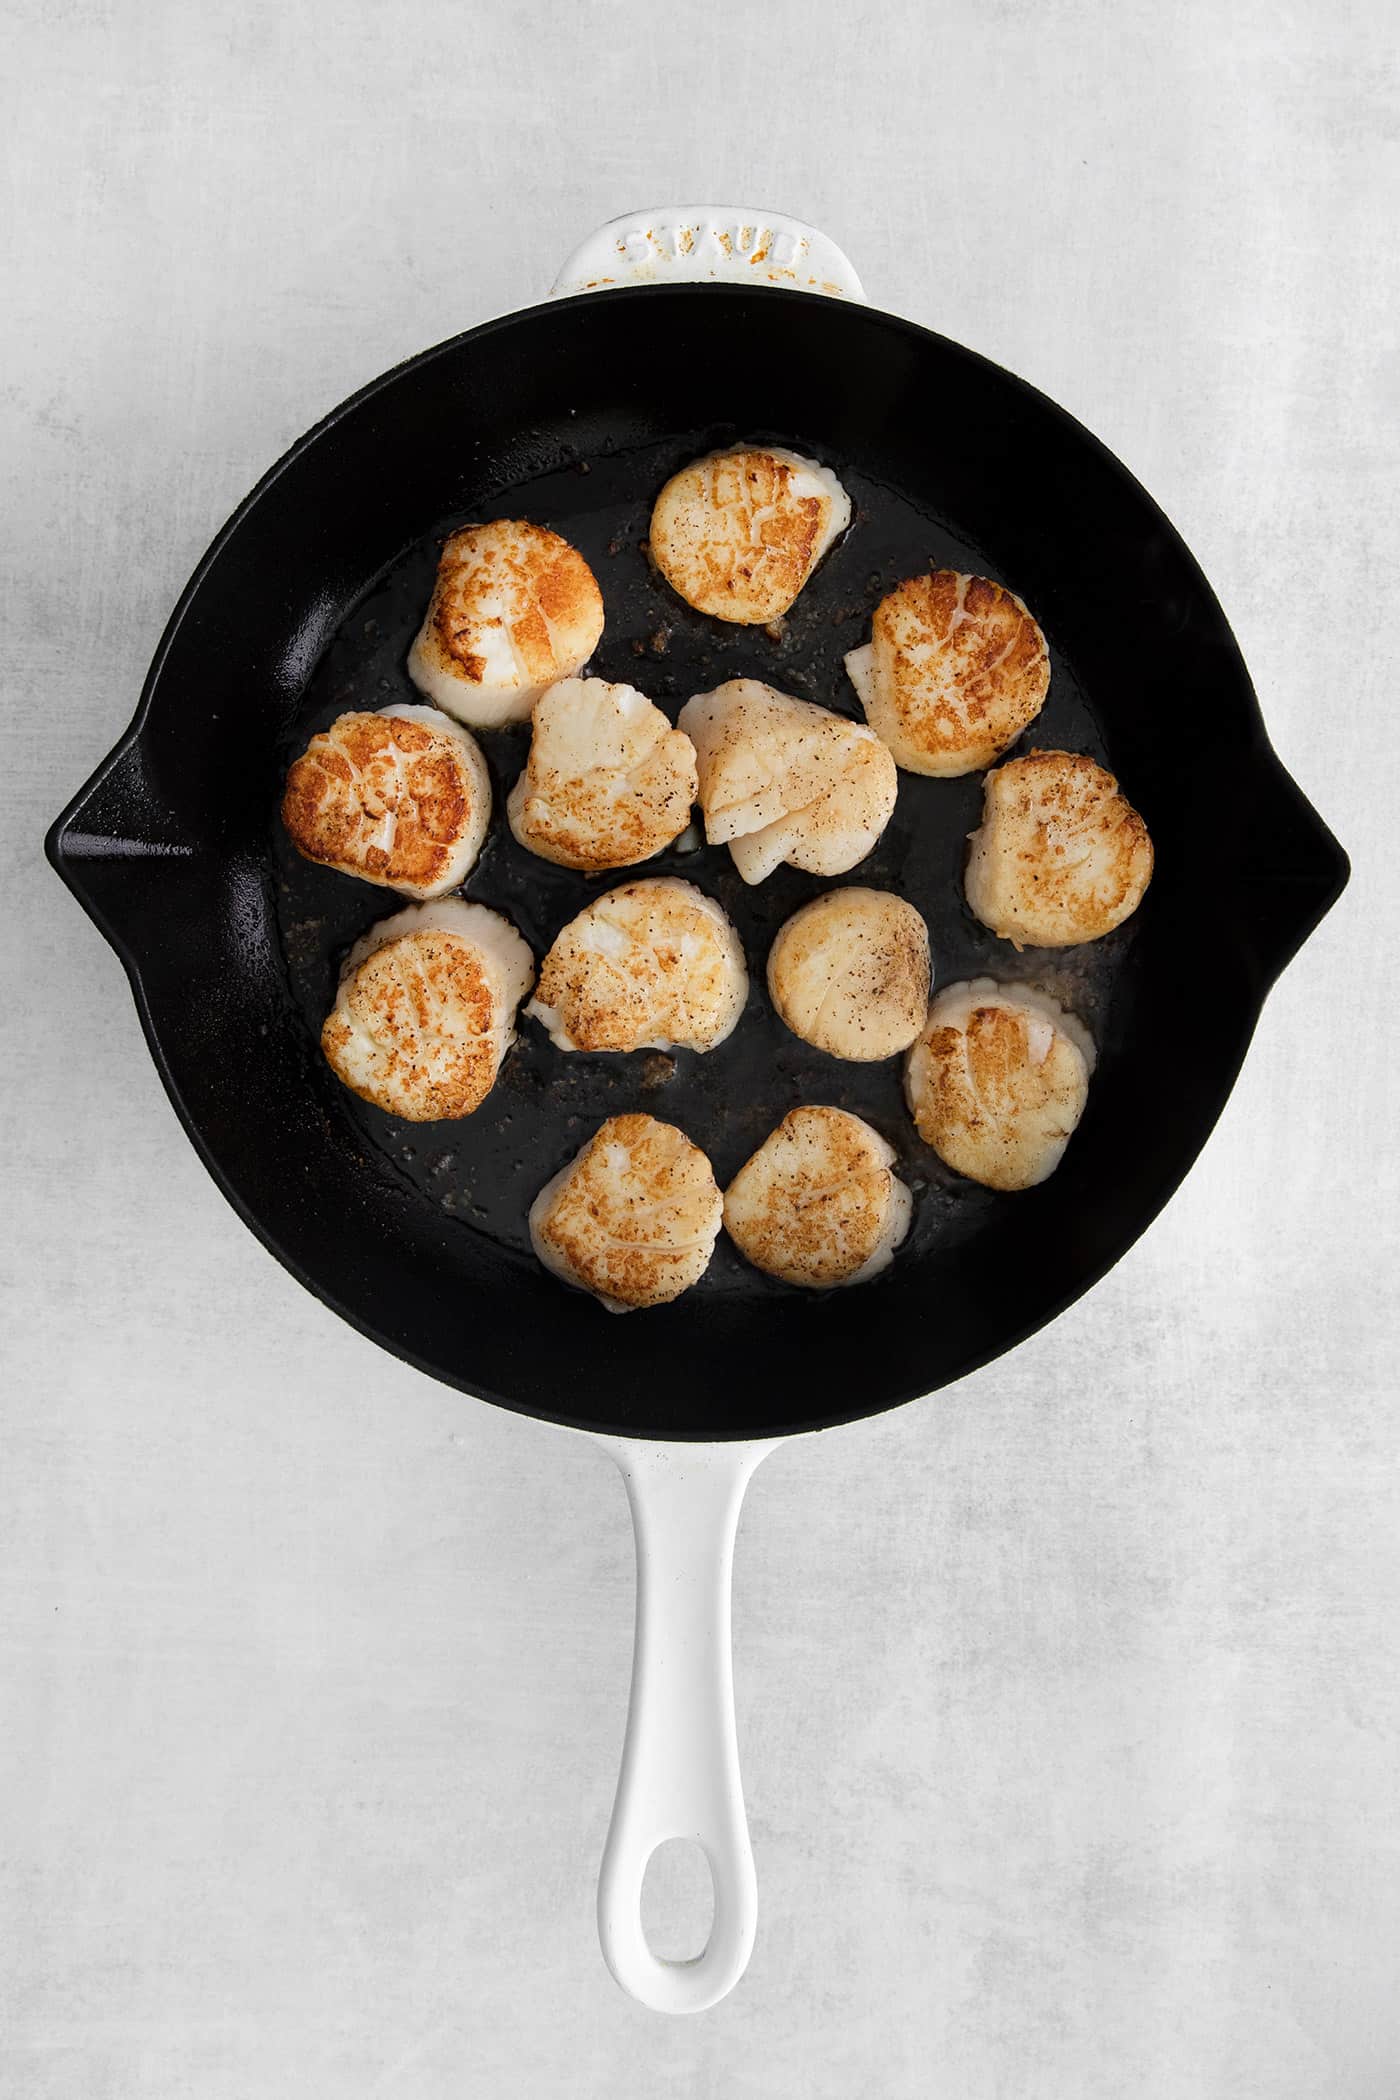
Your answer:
[46,212,1348,2012]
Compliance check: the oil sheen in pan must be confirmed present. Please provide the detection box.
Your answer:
[271,427,1145,1303]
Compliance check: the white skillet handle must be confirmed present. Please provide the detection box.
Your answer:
[551,207,866,303]
[590,1434,777,2014]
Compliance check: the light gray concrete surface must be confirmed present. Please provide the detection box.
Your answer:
[4,1,1398,2092]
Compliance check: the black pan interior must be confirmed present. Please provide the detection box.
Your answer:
[275,442,1133,1295]
[48,287,1348,1439]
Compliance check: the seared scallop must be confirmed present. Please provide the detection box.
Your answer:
[506,677,697,870]
[678,679,897,885]
[904,979,1095,1190]
[526,878,746,1054]
[281,705,490,899]
[965,749,1154,948]
[529,1113,722,1312]
[845,569,1049,777]
[768,888,930,1061]
[407,520,605,728]
[650,447,851,623]
[724,1107,912,1289]
[320,899,533,1121]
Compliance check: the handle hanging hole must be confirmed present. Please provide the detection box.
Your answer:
[641,1839,716,1963]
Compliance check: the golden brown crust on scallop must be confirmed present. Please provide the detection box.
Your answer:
[651,452,835,623]
[530,880,744,1053]
[513,754,693,870]
[534,1113,722,1308]
[723,1107,906,1287]
[965,748,1154,948]
[281,712,476,892]
[320,931,500,1120]
[427,521,603,686]
[906,989,1091,1190]
[507,680,697,871]
[859,569,1049,776]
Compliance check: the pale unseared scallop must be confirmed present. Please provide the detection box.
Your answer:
[845,569,1049,777]
[650,447,851,623]
[904,978,1095,1190]
[525,877,746,1054]
[506,677,697,870]
[678,679,897,885]
[407,520,605,728]
[965,749,1154,948]
[724,1107,912,1289]
[768,888,930,1061]
[281,705,490,899]
[320,899,533,1120]
[530,1113,722,1312]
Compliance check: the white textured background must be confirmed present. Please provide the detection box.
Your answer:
[5,1,1398,2093]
